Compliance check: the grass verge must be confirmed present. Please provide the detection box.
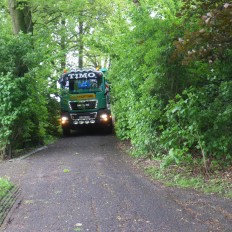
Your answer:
[142,159,232,198]
[0,178,19,226]
[0,178,13,198]
[118,141,232,198]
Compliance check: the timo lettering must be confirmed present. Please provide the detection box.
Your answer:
[68,72,97,79]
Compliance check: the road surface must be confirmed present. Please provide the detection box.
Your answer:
[0,132,231,231]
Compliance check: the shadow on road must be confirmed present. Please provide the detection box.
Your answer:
[64,126,115,137]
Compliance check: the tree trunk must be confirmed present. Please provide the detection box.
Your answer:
[60,19,66,70]
[8,0,33,34]
[8,0,33,77]
[7,0,33,159]
[133,0,140,6]
[78,20,84,69]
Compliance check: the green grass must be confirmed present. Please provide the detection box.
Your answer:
[44,135,59,145]
[63,169,71,173]
[145,165,232,198]
[119,141,232,198]
[0,178,14,198]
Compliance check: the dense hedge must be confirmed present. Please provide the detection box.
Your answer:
[109,1,232,170]
[0,33,60,158]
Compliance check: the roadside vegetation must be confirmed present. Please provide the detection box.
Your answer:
[108,1,232,197]
[144,159,232,198]
[0,0,231,197]
[0,178,13,198]
[0,177,19,226]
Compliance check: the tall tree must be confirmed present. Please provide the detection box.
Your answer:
[8,0,33,34]
[8,0,33,77]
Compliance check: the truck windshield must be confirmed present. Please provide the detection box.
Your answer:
[64,77,103,92]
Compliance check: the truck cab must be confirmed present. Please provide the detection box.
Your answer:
[58,68,112,136]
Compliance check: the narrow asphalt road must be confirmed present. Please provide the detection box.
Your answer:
[0,132,231,232]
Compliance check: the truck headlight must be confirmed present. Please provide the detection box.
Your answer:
[61,116,69,124]
[100,114,108,121]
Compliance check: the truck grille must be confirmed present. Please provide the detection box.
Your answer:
[70,113,97,120]
[69,100,97,110]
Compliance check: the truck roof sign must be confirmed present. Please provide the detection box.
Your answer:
[68,72,97,79]
[59,70,102,84]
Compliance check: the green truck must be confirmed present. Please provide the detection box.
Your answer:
[58,68,112,136]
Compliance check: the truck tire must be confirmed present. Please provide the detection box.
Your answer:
[104,123,113,134]
[62,128,71,137]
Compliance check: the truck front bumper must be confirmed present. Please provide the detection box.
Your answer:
[61,110,112,129]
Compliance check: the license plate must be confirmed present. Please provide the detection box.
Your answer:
[79,116,90,120]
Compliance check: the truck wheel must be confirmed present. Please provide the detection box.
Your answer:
[104,123,113,134]
[62,128,71,137]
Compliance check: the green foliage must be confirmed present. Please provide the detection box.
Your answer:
[0,31,60,157]
[108,0,232,172]
[109,0,183,156]
[145,165,232,198]
[161,69,232,165]
[160,148,193,168]
[0,178,13,197]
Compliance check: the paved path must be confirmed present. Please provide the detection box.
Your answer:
[0,133,231,231]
